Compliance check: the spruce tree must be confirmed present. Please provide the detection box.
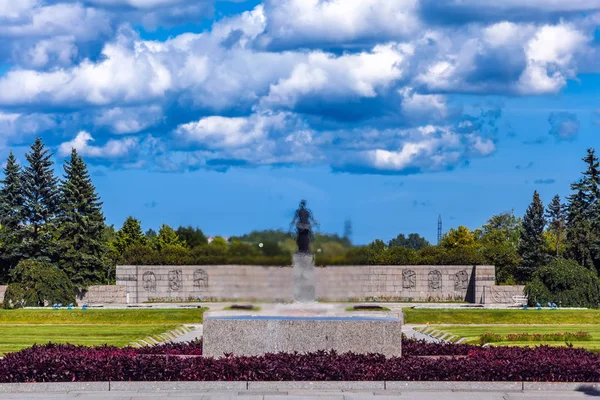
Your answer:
[517,191,547,282]
[113,216,147,254]
[566,149,600,272]
[155,224,184,250]
[22,138,59,262]
[57,149,107,287]
[546,194,566,257]
[0,152,25,281]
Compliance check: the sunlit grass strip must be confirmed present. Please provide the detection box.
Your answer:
[480,331,592,343]
[0,324,180,355]
[0,308,206,325]
[403,309,600,325]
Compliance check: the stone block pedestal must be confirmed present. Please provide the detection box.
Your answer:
[292,253,316,302]
[202,310,402,358]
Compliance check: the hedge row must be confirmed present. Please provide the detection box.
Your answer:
[2,339,599,382]
[122,244,487,266]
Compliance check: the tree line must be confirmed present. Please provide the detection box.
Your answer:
[1,138,598,306]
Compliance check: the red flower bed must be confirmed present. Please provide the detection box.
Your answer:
[0,339,598,383]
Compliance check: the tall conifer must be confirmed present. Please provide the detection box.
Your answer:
[58,149,107,287]
[566,149,600,272]
[546,194,566,257]
[517,191,547,282]
[0,152,25,281]
[22,138,59,261]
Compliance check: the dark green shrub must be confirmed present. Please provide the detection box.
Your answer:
[525,258,600,308]
[260,240,286,257]
[385,246,419,265]
[229,241,260,257]
[417,246,486,265]
[121,244,160,265]
[4,260,75,308]
[160,245,192,265]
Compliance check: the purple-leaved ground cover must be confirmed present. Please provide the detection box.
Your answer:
[0,339,598,383]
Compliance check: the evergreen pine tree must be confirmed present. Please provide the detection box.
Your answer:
[155,224,184,250]
[517,191,547,282]
[546,194,566,257]
[566,149,600,272]
[57,149,107,287]
[22,138,59,262]
[113,216,147,254]
[0,152,25,281]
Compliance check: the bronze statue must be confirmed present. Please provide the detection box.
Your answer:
[290,200,319,254]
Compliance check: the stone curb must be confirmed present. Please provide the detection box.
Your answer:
[110,381,247,391]
[248,382,385,390]
[0,382,110,392]
[386,381,523,391]
[523,382,600,391]
[0,381,598,392]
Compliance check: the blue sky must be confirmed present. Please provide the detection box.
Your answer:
[1,0,600,244]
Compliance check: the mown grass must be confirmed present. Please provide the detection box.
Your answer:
[0,308,206,324]
[403,308,600,325]
[0,308,207,355]
[0,324,179,355]
[431,325,600,350]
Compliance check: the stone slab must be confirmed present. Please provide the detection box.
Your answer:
[247,381,385,390]
[523,382,600,391]
[109,381,247,391]
[386,381,524,391]
[202,313,402,358]
[0,382,110,392]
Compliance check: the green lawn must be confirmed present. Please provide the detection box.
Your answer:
[430,325,600,350]
[0,324,179,355]
[0,308,206,324]
[403,308,600,325]
[0,308,207,355]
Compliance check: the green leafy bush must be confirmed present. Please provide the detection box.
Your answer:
[4,260,75,308]
[525,258,600,308]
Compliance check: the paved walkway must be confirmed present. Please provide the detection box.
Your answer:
[172,324,203,343]
[401,325,443,343]
[0,389,595,399]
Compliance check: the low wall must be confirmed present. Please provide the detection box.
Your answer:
[77,285,127,305]
[0,285,7,303]
[482,285,526,304]
[116,264,497,303]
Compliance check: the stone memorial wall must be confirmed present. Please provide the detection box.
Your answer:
[482,285,527,304]
[76,285,127,305]
[115,264,502,304]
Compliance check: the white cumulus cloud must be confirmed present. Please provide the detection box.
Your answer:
[59,131,138,158]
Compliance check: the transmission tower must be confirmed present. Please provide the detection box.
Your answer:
[437,215,442,244]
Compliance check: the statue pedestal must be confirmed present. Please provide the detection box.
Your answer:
[293,252,315,302]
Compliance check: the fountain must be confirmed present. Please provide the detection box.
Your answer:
[202,200,403,357]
